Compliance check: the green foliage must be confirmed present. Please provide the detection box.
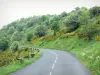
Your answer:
[27,33,33,41]
[34,25,48,37]
[89,6,100,18]
[78,9,89,25]
[11,31,25,42]
[0,51,42,75]
[10,41,19,52]
[60,11,67,17]
[0,37,8,50]
[26,21,34,28]
[8,26,15,34]
[17,23,25,31]
[0,6,99,46]
[64,14,79,32]
[0,46,40,66]
[51,21,60,36]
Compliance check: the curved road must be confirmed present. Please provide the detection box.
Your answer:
[10,49,93,75]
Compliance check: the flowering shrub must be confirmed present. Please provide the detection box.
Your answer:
[0,47,37,67]
[95,36,100,41]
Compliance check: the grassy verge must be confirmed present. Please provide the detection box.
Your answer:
[0,52,42,75]
[30,37,100,75]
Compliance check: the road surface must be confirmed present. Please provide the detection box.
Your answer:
[10,49,93,75]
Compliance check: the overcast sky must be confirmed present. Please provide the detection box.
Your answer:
[0,0,100,29]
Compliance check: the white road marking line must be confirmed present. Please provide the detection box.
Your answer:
[55,60,56,63]
[56,56,57,60]
[49,51,58,75]
[49,72,52,75]
[52,63,55,69]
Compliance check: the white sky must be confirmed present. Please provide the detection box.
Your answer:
[0,0,100,29]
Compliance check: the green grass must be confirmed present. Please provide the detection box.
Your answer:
[30,37,100,75]
[0,52,42,75]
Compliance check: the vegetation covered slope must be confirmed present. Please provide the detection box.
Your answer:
[0,6,100,75]
[0,6,100,50]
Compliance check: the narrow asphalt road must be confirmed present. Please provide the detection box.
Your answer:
[10,49,93,75]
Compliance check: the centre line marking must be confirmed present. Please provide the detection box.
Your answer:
[56,56,57,60]
[49,72,52,75]
[49,51,58,75]
[55,60,56,63]
[52,64,55,69]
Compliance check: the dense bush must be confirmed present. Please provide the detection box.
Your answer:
[8,26,15,34]
[10,41,19,52]
[0,47,38,66]
[51,21,60,36]
[27,33,33,41]
[89,6,100,18]
[0,37,8,50]
[0,51,15,66]
[0,6,99,46]
[11,31,25,42]
[64,14,80,32]
[34,25,48,37]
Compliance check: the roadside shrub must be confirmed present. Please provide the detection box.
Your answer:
[23,51,30,59]
[95,36,100,41]
[0,51,15,66]
[0,46,38,66]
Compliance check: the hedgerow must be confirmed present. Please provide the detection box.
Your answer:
[0,47,38,67]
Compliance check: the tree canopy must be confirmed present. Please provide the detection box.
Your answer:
[0,6,100,51]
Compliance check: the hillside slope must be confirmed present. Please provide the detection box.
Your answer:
[0,6,100,75]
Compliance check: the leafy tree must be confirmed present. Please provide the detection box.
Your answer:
[34,25,48,37]
[8,26,14,34]
[51,21,60,36]
[27,33,33,41]
[7,21,18,29]
[0,37,8,50]
[26,21,34,27]
[17,23,25,31]
[64,14,79,32]
[89,6,100,18]
[40,15,48,22]
[75,7,80,11]
[10,41,19,52]
[78,10,92,40]
[11,31,25,42]
[78,8,89,25]
[60,11,67,17]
